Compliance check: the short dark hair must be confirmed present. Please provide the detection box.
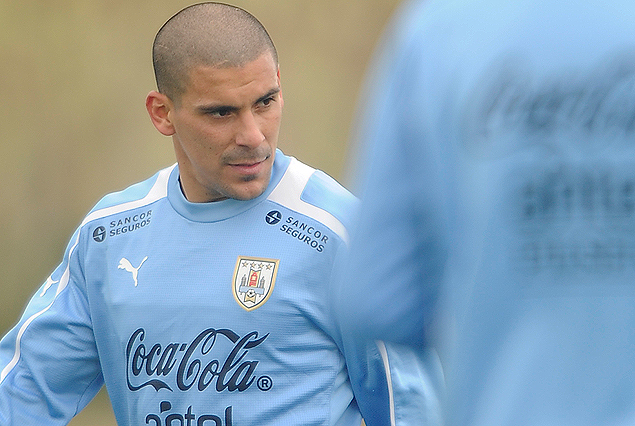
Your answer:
[152,2,278,102]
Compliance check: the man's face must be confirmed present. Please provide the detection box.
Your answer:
[168,53,283,202]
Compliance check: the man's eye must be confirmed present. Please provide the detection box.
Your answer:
[212,109,232,117]
[261,97,275,107]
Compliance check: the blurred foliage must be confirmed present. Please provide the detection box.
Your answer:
[0,0,400,424]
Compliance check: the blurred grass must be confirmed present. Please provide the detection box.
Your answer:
[0,0,401,424]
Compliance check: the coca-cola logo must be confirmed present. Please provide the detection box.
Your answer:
[462,53,635,160]
[126,328,271,393]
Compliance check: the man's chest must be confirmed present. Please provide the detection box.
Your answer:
[83,213,339,393]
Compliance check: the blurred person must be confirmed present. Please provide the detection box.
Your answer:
[0,2,417,425]
[338,0,635,424]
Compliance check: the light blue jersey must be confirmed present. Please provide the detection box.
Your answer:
[340,0,635,424]
[0,150,399,425]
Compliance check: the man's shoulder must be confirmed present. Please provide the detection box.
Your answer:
[82,164,175,226]
[301,166,358,225]
[268,155,358,244]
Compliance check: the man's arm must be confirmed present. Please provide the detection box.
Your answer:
[0,228,103,424]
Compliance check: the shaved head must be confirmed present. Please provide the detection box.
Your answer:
[152,2,278,102]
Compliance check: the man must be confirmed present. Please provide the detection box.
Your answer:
[0,3,398,424]
[339,0,635,424]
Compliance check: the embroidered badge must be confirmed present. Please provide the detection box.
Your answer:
[232,256,279,311]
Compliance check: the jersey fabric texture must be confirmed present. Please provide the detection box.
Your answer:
[0,150,400,425]
[339,0,635,425]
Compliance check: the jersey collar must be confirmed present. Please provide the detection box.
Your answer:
[167,149,290,222]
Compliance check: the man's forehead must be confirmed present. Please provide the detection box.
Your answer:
[185,54,278,91]
[178,67,276,112]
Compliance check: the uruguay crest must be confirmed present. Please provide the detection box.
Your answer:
[232,256,279,311]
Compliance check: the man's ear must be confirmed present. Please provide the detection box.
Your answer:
[277,67,284,109]
[146,90,176,136]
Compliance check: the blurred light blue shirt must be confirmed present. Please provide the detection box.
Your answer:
[339,0,635,424]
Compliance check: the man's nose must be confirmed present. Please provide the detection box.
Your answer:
[235,111,265,147]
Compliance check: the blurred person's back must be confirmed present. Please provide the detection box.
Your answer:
[340,0,635,424]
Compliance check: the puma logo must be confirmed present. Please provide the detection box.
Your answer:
[118,256,148,287]
[40,276,59,297]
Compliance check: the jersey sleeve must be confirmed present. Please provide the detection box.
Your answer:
[0,227,103,424]
[336,0,450,348]
[332,237,445,426]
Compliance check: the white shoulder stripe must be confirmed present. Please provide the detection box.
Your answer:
[268,158,350,244]
[0,165,174,384]
[81,165,174,227]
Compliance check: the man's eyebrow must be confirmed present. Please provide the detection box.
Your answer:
[197,103,239,115]
[196,88,280,114]
[256,88,281,104]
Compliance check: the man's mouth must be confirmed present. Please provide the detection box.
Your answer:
[228,155,270,172]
